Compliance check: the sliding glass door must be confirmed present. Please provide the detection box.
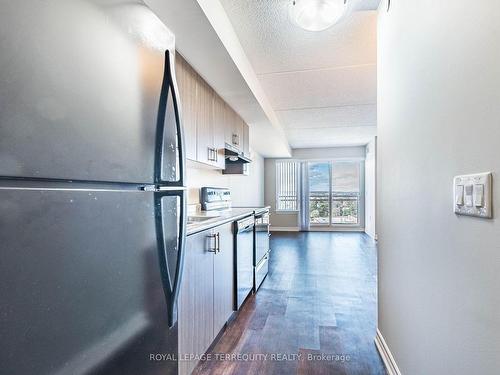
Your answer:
[309,162,331,225]
[308,161,363,228]
[332,162,360,224]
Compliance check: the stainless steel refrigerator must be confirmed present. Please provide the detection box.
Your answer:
[0,1,186,374]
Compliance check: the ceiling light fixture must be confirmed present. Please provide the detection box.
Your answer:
[289,0,347,32]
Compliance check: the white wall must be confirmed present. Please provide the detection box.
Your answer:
[186,150,264,207]
[378,1,500,374]
[364,138,376,239]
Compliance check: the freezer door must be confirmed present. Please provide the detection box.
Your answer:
[0,1,184,185]
[0,188,184,375]
[155,50,186,187]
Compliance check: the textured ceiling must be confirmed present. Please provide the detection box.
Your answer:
[146,0,291,157]
[220,0,378,148]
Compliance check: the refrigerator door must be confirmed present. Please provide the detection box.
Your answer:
[155,190,187,327]
[155,50,186,187]
[0,188,183,375]
[0,1,184,185]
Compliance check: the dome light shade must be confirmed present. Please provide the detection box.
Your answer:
[289,0,347,32]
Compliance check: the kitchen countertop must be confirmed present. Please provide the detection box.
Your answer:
[186,206,270,236]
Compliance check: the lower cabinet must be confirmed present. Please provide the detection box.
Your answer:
[178,228,214,375]
[178,222,234,375]
[213,222,234,334]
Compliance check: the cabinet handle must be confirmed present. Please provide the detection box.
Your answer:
[232,133,239,146]
[216,232,220,253]
[207,233,217,252]
[207,147,217,161]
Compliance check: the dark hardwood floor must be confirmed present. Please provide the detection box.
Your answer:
[193,232,386,375]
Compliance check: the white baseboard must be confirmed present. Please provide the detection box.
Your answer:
[365,230,377,239]
[310,227,364,232]
[270,227,366,233]
[375,329,402,375]
[270,226,299,232]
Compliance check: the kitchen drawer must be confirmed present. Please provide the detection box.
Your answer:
[254,252,269,292]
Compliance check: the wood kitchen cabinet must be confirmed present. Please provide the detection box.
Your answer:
[196,85,225,169]
[225,111,250,157]
[225,110,243,151]
[175,54,197,161]
[195,79,216,166]
[178,222,234,375]
[213,222,234,334]
[211,94,227,169]
[242,121,250,158]
[224,106,236,148]
[176,52,251,169]
[178,228,214,375]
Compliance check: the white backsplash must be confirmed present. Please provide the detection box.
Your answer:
[186,150,265,207]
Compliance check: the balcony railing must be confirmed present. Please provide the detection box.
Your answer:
[309,191,359,225]
[276,194,298,211]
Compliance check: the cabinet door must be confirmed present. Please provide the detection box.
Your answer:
[213,222,235,336]
[212,95,226,169]
[233,114,244,151]
[178,230,215,375]
[175,54,197,161]
[196,79,216,166]
[224,103,236,147]
[242,122,250,158]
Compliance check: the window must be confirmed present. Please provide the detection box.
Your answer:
[309,161,362,226]
[276,161,299,211]
[308,162,331,224]
[331,162,360,224]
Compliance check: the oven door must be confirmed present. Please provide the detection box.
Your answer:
[254,251,269,292]
[254,212,270,266]
[235,218,255,310]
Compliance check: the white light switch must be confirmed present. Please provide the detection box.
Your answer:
[464,184,473,207]
[474,184,484,207]
[455,185,464,205]
[454,172,492,218]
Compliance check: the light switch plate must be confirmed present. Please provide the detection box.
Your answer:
[454,172,492,218]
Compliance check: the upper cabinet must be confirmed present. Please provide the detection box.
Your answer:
[212,94,226,169]
[242,120,250,158]
[225,111,243,152]
[175,53,250,169]
[195,79,215,166]
[175,54,197,161]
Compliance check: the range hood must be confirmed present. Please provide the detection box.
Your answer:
[223,143,251,175]
[224,143,251,163]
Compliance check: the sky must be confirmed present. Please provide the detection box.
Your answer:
[309,162,359,192]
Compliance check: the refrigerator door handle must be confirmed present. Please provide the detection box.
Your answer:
[170,190,186,327]
[154,190,187,328]
[155,50,186,187]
